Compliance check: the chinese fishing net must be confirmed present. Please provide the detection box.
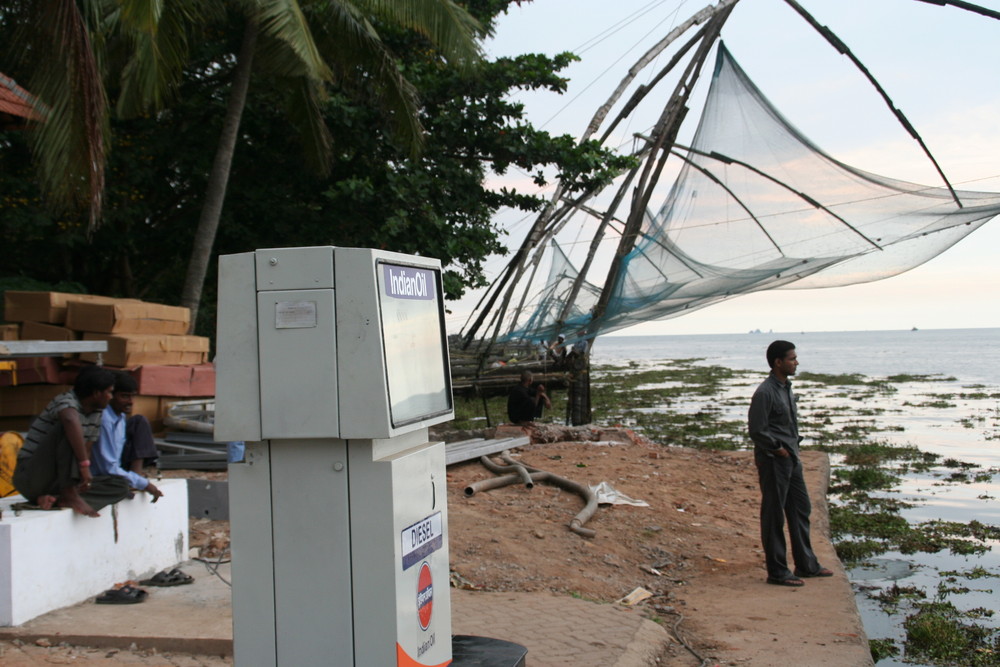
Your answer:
[505,44,1000,342]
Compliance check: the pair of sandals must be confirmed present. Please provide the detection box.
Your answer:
[95,585,148,605]
[767,567,834,587]
[94,568,194,604]
[140,568,194,587]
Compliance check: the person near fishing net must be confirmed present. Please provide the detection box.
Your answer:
[748,340,833,587]
[547,334,567,363]
[507,370,552,424]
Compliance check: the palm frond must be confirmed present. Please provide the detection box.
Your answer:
[284,76,334,175]
[307,2,424,154]
[359,0,483,70]
[250,0,332,82]
[21,0,109,230]
[115,1,215,116]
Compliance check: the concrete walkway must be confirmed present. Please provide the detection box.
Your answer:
[0,561,672,666]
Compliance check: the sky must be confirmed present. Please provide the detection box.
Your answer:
[445,0,1000,337]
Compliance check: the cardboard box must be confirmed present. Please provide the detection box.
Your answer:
[0,384,69,417]
[130,396,190,432]
[0,357,63,387]
[19,321,77,342]
[130,364,216,397]
[66,300,190,335]
[80,333,209,367]
[0,324,18,341]
[3,291,120,324]
[131,395,166,431]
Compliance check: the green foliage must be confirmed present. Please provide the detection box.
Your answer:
[904,601,1000,665]
[940,566,999,581]
[834,538,884,562]
[830,465,900,492]
[0,0,634,323]
[868,637,900,662]
[589,361,749,448]
[449,389,566,430]
[869,584,926,613]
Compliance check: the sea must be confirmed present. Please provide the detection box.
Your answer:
[592,327,1000,385]
[591,328,1000,665]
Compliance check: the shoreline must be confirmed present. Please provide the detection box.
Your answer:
[447,424,873,665]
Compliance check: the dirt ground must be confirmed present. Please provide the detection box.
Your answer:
[442,424,858,665]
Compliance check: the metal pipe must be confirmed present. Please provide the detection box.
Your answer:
[464,473,523,497]
[472,452,599,537]
[526,471,599,538]
[479,453,534,488]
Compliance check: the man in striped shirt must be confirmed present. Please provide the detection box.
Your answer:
[13,365,129,516]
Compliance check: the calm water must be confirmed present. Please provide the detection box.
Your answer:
[593,328,1000,384]
[591,328,1000,665]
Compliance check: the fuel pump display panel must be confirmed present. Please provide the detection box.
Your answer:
[377,262,453,428]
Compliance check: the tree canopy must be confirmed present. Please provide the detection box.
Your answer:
[1,0,633,336]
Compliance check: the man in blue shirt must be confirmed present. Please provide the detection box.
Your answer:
[93,373,163,501]
[748,340,831,587]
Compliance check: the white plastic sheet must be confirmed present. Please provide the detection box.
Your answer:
[590,481,650,507]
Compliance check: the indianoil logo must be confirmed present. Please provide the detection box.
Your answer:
[416,562,433,630]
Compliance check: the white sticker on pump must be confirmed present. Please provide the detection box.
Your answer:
[274,300,318,329]
[401,512,443,570]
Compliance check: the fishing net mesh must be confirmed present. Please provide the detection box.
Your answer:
[506,45,1000,342]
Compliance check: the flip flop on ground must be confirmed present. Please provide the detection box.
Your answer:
[766,576,804,587]
[140,568,194,587]
[95,585,148,604]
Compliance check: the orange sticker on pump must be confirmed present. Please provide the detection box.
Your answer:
[396,642,451,667]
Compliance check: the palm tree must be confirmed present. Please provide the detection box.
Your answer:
[3,0,481,328]
[0,0,205,227]
[180,0,483,330]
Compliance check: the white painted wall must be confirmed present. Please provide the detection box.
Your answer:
[0,478,188,626]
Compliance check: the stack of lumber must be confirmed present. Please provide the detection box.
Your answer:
[0,291,214,432]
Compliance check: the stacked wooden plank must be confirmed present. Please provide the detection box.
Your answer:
[0,291,214,432]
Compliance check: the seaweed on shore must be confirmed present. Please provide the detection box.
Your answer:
[904,601,1000,666]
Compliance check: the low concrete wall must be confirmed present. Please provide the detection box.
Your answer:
[0,478,188,626]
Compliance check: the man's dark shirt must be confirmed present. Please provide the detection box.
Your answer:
[507,384,538,423]
[748,372,801,458]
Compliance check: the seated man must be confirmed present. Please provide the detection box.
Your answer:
[507,370,552,424]
[13,365,130,516]
[92,373,162,500]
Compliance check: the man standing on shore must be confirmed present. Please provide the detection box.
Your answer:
[748,340,832,587]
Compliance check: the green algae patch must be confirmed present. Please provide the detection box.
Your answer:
[869,638,900,662]
[904,601,1000,666]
